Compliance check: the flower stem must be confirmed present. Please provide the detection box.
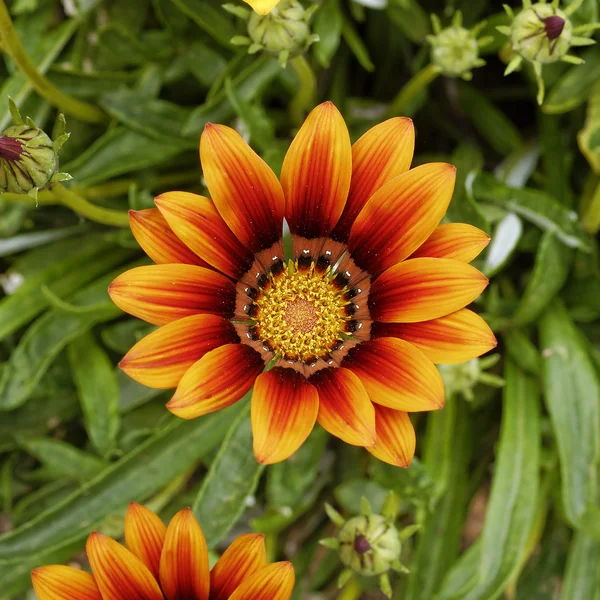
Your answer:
[338,577,363,600]
[49,183,130,227]
[0,0,107,124]
[387,64,441,118]
[289,55,316,126]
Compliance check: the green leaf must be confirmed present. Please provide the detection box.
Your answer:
[457,83,524,156]
[0,407,237,596]
[539,301,600,528]
[483,213,523,276]
[185,41,228,87]
[561,531,600,600]
[67,331,121,458]
[503,329,541,376]
[539,113,572,206]
[341,16,375,72]
[0,225,87,258]
[17,438,108,483]
[386,0,431,43]
[192,401,263,548]
[472,172,592,252]
[543,47,600,115]
[169,0,237,48]
[313,0,342,68]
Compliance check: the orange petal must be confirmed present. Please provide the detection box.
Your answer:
[251,368,319,464]
[373,309,497,364]
[31,566,102,600]
[210,534,267,600]
[124,503,167,580]
[310,367,376,446]
[120,314,239,389]
[129,208,210,267]
[200,124,284,253]
[369,258,489,323]
[348,163,456,275]
[343,338,444,412]
[410,223,490,262]
[332,117,414,242]
[228,562,295,600]
[155,191,253,279]
[109,264,236,326]
[167,344,264,419]
[86,532,163,600]
[367,405,416,467]
[280,102,351,238]
[159,508,210,600]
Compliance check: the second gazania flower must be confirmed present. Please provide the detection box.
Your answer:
[109,101,496,466]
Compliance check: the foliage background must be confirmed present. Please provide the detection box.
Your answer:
[0,0,599,598]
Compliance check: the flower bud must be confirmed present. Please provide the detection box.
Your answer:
[438,355,504,402]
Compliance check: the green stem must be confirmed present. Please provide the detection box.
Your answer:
[289,55,316,126]
[0,0,106,124]
[338,577,363,600]
[387,64,441,118]
[49,183,130,227]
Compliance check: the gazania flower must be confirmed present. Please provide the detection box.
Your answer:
[109,101,496,467]
[31,503,294,600]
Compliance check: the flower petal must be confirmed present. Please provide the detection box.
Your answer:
[31,566,102,600]
[310,367,376,446]
[120,314,239,389]
[86,532,163,600]
[332,117,414,241]
[372,309,497,364]
[348,163,456,275]
[228,562,295,600]
[159,508,210,600]
[410,223,490,262]
[155,191,253,279]
[242,0,280,14]
[200,124,284,253]
[367,405,416,467]
[281,102,352,238]
[343,338,444,412]
[167,344,264,419]
[124,503,167,580]
[109,264,236,326]
[369,258,489,323]
[251,368,319,464]
[129,208,210,267]
[210,534,267,600]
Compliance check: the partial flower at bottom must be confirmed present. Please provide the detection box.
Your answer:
[31,503,294,600]
[108,101,497,467]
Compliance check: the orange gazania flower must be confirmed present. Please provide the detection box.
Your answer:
[109,102,496,467]
[31,503,294,600]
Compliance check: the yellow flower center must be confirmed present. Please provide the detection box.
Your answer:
[254,263,349,362]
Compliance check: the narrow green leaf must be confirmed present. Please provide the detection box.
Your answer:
[472,172,592,251]
[483,213,523,276]
[539,301,600,528]
[561,531,600,600]
[386,0,431,42]
[17,438,108,483]
[539,113,571,206]
[0,225,87,258]
[503,329,541,376]
[67,331,121,458]
[192,401,263,548]
[169,0,237,48]
[341,16,374,72]
[313,0,342,68]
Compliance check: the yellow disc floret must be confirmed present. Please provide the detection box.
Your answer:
[255,262,348,362]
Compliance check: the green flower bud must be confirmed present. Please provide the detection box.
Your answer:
[337,514,401,577]
[438,355,504,402]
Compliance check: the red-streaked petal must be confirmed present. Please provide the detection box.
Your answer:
[410,223,490,262]
[120,314,239,389]
[280,102,351,239]
[200,124,284,253]
[343,338,444,412]
[368,405,416,467]
[31,566,102,600]
[159,508,209,600]
[369,258,489,323]
[86,532,163,600]
[109,264,236,326]
[372,309,497,364]
[348,163,456,275]
[167,344,264,419]
[129,208,210,267]
[310,367,376,447]
[210,534,267,600]
[228,562,295,600]
[124,503,167,580]
[251,368,319,464]
[332,117,414,241]
[155,191,253,279]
